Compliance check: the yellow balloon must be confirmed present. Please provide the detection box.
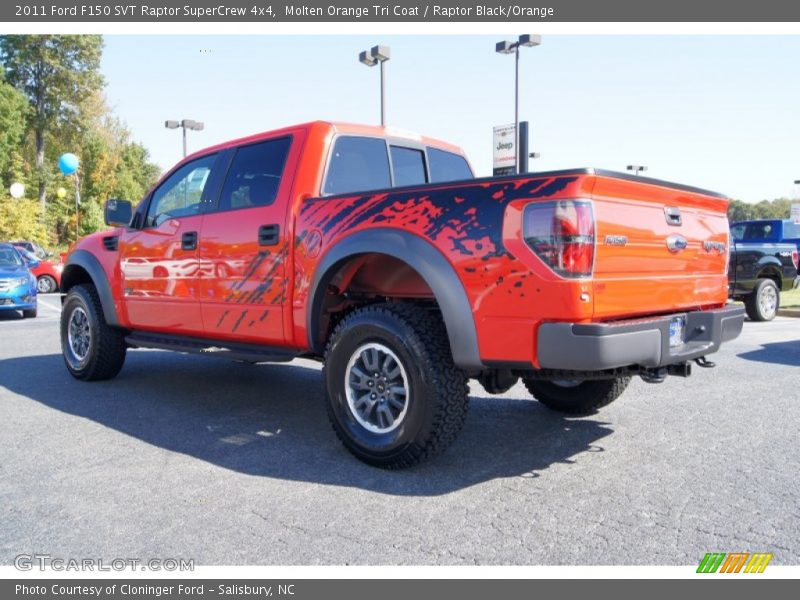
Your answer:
[56,187,67,199]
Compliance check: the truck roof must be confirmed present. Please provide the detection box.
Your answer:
[183,120,466,163]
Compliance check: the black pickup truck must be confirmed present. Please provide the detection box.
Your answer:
[728,232,799,321]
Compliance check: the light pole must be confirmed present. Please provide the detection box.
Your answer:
[627,165,648,176]
[359,45,391,127]
[165,119,204,158]
[496,34,541,174]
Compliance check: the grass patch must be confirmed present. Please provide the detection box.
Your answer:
[782,286,800,308]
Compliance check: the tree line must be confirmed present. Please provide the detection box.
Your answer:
[0,35,160,248]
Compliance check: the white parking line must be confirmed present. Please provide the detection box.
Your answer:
[36,295,63,314]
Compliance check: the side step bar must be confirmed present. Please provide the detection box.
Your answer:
[125,332,298,364]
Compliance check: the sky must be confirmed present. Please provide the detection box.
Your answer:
[101,35,800,202]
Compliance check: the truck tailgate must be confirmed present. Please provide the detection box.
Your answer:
[590,174,730,320]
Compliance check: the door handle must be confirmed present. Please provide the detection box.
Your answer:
[181,231,198,251]
[258,224,280,246]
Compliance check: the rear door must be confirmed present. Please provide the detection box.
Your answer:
[118,153,219,335]
[199,133,302,345]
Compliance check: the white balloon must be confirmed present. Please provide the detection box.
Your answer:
[9,182,25,199]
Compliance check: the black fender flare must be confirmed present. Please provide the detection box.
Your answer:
[61,249,120,327]
[307,228,483,370]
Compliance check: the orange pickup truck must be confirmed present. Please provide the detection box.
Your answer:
[60,121,744,468]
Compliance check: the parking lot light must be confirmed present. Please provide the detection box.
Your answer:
[496,35,541,174]
[359,44,391,126]
[165,119,204,158]
[627,165,648,176]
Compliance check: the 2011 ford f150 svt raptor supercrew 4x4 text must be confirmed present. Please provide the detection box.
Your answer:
[59,121,745,468]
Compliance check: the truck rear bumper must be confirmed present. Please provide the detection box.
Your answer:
[536,305,745,371]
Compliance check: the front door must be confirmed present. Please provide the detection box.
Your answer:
[118,153,217,335]
[199,135,298,345]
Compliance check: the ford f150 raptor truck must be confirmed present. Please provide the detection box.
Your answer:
[60,121,745,468]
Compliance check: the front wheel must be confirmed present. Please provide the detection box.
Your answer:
[61,284,127,381]
[745,278,779,322]
[523,377,631,415]
[323,303,469,469]
[22,308,37,319]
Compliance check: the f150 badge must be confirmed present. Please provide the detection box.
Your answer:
[604,235,628,246]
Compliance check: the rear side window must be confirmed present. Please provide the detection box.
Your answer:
[427,147,473,183]
[219,137,292,210]
[323,136,391,195]
[390,146,427,187]
[744,222,776,242]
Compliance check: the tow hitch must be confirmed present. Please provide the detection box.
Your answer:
[694,356,716,368]
[639,362,693,384]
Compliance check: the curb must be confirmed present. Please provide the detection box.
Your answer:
[777,308,800,318]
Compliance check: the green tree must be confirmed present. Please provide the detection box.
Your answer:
[0,35,104,209]
[728,198,795,222]
[0,72,28,189]
[0,198,47,243]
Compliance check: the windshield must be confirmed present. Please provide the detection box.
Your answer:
[0,247,23,268]
[16,248,37,263]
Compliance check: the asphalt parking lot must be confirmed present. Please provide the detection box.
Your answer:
[1,296,798,566]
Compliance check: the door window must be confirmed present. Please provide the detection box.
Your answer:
[146,154,216,227]
[218,137,292,211]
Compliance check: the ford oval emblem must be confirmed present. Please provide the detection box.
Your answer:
[666,234,688,253]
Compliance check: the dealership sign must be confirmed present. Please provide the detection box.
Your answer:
[791,203,800,224]
[493,124,516,176]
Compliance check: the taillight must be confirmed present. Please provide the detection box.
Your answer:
[792,250,799,270]
[523,200,595,278]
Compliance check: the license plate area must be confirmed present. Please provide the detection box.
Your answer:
[669,316,686,349]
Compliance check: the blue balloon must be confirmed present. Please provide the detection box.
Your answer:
[58,153,79,175]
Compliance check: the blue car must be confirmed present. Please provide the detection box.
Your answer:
[0,243,38,318]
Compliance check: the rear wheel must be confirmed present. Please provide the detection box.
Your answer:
[37,275,57,294]
[61,284,127,381]
[745,278,779,322]
[323,303,469,469]
[523,377,631,415]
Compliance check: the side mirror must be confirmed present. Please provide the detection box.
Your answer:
[105,199,133,227]
[27,258,40,269]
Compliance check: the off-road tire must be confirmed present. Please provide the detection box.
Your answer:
[323,303,469,469]
[523,377,632,415]
[744,278,779,322]
[61,284,127,381]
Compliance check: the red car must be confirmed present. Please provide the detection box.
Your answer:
[14,246,62,293]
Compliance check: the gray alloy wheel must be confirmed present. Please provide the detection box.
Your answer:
[66,306,92,367]
[344,342,410,434]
